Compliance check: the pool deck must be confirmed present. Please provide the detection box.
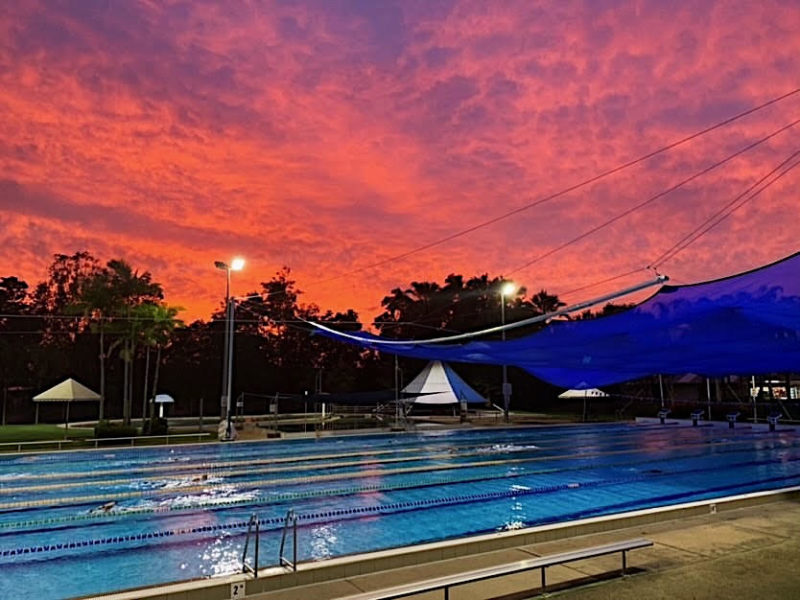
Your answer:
[88,420,800,600]
[242,496,800,600]
[100,490,800,600]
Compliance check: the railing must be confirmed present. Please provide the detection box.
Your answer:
[85,432,211,448]
[241,514,260,577]
[279,509,298,571]
[0,439,76,453]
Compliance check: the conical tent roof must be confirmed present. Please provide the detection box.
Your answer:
[402,360,486,405]
[33,378,101,402]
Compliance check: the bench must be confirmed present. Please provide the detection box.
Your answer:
[657,408,671,424]
[726,411,740,429]
[690,409,704,427]
[336,538,653,600]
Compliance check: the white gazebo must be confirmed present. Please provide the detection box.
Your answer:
[32,378,101,429]
[557,388,609,399]
[558,387,610,422]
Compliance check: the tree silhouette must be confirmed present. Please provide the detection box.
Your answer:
[70,259,165,424]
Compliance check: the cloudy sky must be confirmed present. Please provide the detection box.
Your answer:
[1,0,798,323]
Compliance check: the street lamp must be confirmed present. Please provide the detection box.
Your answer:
[215,257,245,440]
[500,281,516,423]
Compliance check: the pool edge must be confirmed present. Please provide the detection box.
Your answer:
[89,484,800,600]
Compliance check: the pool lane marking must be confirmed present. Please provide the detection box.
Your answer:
[2,436,796,512]
[0,428,656,482]
[3,467,800,560]
[0,437,792,509]
[2,422,752,482]
[2,446,795,535]
[2,430,794,497]
[1,433,665,494]
[0,447,539,494]
[0,425,778,484]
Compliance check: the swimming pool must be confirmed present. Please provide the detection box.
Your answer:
[1,422,798,599]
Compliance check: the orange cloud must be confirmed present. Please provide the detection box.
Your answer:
[0,0,798,324]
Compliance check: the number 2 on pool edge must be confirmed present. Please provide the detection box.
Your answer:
[231,582,245,598]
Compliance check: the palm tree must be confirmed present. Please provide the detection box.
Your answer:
[108,262,163,426]
[139,303,183,421]
[72,259,164,425]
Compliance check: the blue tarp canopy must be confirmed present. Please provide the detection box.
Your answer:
[316,252,800,389]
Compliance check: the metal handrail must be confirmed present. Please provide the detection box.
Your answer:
[279,509,298,571]
[0,439,76,453]
[85,432,210,447]
[241,514,260,577]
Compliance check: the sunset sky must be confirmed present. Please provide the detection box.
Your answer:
[1,1,798,324]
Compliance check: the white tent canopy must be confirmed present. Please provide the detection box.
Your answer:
[402,360,486,405]
[33,378,101,402]
[558,387,609,423]
[32,378,101,429]
[557,388,609,399]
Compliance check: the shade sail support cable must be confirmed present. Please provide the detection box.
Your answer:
[649,149,800,269]
[504,116,800,278]
[307,275,667,346]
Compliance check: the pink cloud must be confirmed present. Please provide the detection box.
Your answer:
[0,0,798,323]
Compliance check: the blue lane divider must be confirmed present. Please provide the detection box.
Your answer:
[5,434,793,523]
[3,454,800,560]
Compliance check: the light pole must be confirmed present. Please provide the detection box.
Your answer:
[500,281,516,423]
[215,257,244,440]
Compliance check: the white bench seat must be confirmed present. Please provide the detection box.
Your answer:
[337,538,653,600]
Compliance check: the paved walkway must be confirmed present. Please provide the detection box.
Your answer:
[248,499,800,600]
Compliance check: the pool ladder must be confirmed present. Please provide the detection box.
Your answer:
[279,509,298,571]
[241,514,260,577]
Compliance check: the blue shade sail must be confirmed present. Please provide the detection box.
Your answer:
[317,252,800,389]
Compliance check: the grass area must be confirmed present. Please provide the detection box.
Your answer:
[0,424,216,453]
[0,424,94,444]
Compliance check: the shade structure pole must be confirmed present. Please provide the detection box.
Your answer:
[706,378,712,421]
[658,374,665,409]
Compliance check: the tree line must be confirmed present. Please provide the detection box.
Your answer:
[0,251,628,424]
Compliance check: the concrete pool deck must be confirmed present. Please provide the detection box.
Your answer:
[98,488,800,600]
[243,495,800,600]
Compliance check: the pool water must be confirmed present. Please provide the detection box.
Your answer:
[1,423,799,599]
